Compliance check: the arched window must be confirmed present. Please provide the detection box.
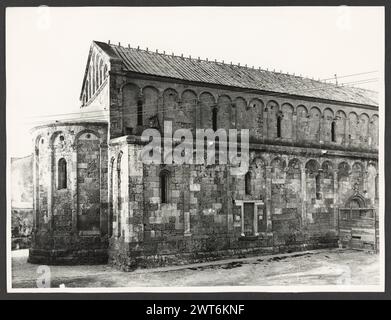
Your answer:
[88,72,92,100]
[350,199,361,208]
[277,115,282,138]
[58,158,67,190]
[331,121,336,142]
[99,60,104,85]
[85,80,89,102]
[212,107,218,131]
[315,173,321,199]
[137,100,143,126]
[160,170,169,204]
[104,65,108,79]
[245,172,252,195]
[95,65,99,90]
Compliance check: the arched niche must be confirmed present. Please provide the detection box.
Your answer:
[296,105,308,141]
[359,113,370,147]
[142,86,159,124]
[345,193,367,208]
[338,161,350,182]
[286,158,301,179]
[370,114,379,149]
[305,159,321,200]
[281,103,294,139]
[199,91,215,129]
[366,163,377,204]
[308,107,321,141]
[305,159,320,176]
[122,83,141,131]
[266,100,279,139]
[181,89,197,129]
[271,157,286,180]
[234,97,247,130]
[217,95,232,131]
[249,157,267,200]
[349,112,359,146]
[351,162,364,192]
[50,131,73,233]
[247,98,264,139]
[323,108,334,142]
[163,88,179,123]
[321,160,334,179]
[335,110,347,144]
[76,131,101,232]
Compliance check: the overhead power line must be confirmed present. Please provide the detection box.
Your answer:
[320,70,378,81]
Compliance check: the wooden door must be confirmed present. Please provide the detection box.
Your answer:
[244,203,254,236]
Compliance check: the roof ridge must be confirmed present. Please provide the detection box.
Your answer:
[104,40,337,86]
[93,40,378,105]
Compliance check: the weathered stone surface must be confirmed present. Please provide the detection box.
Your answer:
[27,41,379,268]
[28,122,109,265]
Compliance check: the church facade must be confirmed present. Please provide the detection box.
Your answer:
[28,41,379,270]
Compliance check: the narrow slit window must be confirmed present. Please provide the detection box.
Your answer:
[137,100,143,126]
[58,158,67,190]
[315,173,321,199]
[331,121,336,142]
[160,171,169,204]
[212,108,218,131]
[277,115,282,138]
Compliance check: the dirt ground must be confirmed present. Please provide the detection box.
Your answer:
[11,248,380,288]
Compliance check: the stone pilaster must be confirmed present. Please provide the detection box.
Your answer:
[158,92,164,129]
[301,166,307,226]
[70,144,78,233]
[292,112,297,141]
[47,144,54,231]
[32,146,39,232]
[100,143,109,236]
[126,143,144,243]
[344,118,349,147]
[263,109,268,140]
[333,169,339,230]
[265,165,272,232]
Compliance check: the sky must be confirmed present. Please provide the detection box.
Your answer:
[6,6,384,157]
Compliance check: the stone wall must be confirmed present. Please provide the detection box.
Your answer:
[28,122,109,265]
[108,76,379,152]
[108,137,378,270]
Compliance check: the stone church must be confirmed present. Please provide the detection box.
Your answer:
[28,41,379,269]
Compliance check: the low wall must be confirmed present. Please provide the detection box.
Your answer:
[108,233,338,271]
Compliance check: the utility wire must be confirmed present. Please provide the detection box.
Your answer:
[320,70,378,81]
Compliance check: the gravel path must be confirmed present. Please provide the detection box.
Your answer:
[11,248,380,288]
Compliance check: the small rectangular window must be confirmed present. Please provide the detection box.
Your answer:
[160,171,169,204]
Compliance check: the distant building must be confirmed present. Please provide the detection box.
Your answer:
[28,41,379,268]
[11,155,33,249]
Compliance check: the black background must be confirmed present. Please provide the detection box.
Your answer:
[0,0,389,302]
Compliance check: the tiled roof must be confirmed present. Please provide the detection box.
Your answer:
[95,41,378,107]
